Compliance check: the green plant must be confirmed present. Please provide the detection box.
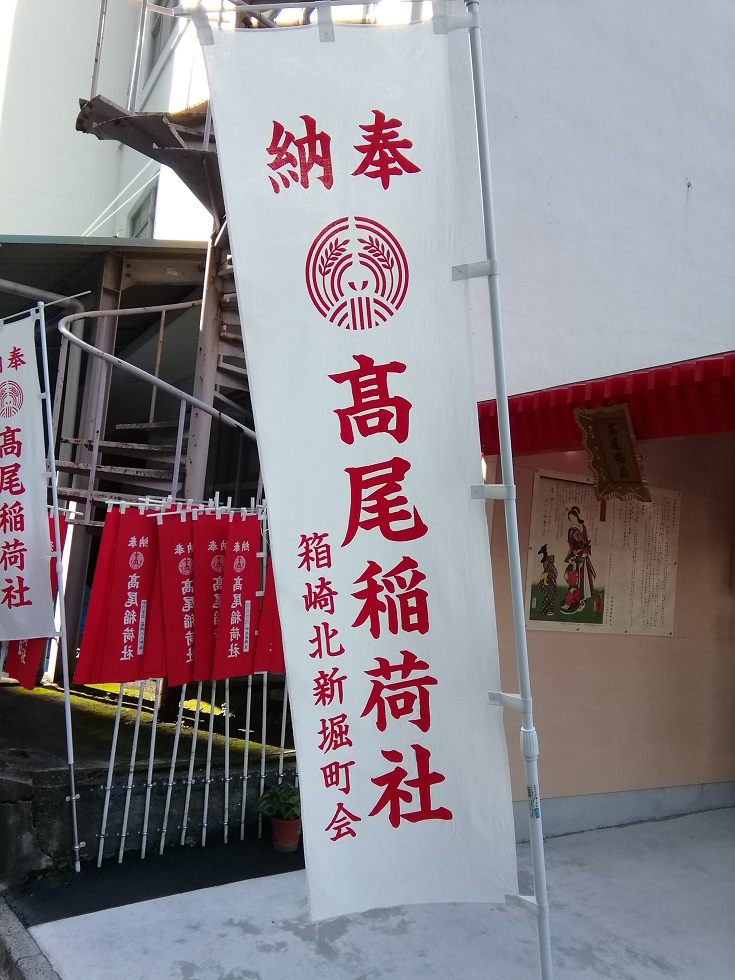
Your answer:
[256,782,301,820]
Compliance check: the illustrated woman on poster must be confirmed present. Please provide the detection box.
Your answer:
[561,506,596,613]
[537,545,558,616]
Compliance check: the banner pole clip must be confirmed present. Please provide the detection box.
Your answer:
[471,483,516,501]
[433,13,472,34]
[488,691,527,713]
[452,259,498,280]
[505,894,542,918]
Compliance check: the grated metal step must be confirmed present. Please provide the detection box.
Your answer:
[116,420,187,432]
[55,460,177,481]
[61,437,178,456]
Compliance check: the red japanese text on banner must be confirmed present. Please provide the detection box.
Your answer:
[192,511,229,681]
[252,557,285,675]
[140,554,166,680]
[96,508,157,684]
[74,508,120,684]
[211,513,262,681]
[157,512,197,687]
[203,21,515,919]
[0,311,55,639]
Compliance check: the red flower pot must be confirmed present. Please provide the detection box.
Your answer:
[271,817,302,853]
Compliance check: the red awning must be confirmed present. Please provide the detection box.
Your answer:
[478,351,735,456]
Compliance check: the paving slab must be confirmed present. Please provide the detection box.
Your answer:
[26,809,735,980]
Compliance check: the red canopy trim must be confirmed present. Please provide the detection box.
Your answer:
[478,351,735,456]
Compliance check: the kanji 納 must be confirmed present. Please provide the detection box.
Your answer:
[267,115,333,193]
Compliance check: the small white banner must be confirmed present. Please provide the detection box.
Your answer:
[0,311,55,640]
[204,20,516,920]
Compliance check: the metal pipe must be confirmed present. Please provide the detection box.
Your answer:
[83,357,110,524]
[201,680,217,846]
[127,0,150,113]
[239,673,253,839]
[172,399,186,495]
[58,305,256,440]
[141,677,161,857]
[0,279,84,320]
[159,684,187,854]
[118,684,146,862]
[180,681,203,845]
[148,310,166,422]
[38,304,83,872]
[98,686,125,867]
[0,280,82,486]
[277,684,289,783]
[202,103,213,149]
[464,3,553,976]
[223,677,230,843]
[51,335,69,451]
[257,672,268,838]
[90,0,110,99]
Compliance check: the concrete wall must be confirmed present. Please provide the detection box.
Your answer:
[487,433,735,805]
[0,0,137,236]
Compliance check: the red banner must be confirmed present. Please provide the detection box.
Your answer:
[252,557,285,674]
[74,508,118,684]
[211,513,262,680]
[140,556,166,680]
[72,505,288,686]
[157,511,197,687]
[191,511,228,681]
[5,514,67,689]
[74,508,157,684]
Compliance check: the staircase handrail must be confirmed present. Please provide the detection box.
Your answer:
[58,301,256,441]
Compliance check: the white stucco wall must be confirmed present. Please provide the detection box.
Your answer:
[449,0,735,399]
[0,0,137,236]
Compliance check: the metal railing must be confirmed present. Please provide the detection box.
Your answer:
[57,301,256,523]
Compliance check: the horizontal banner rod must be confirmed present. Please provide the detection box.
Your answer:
[506,894,543,918]
[452,259,498,280]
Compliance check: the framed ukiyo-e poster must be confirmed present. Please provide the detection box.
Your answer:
[525,471,681,636]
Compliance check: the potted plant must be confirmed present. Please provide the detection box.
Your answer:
[256,782,301,852]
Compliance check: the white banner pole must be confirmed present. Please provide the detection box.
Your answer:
[462,2,554,976]
[38,302,83,872]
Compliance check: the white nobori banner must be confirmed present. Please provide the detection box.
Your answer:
[204,20,516,919]
[0,311,55,640]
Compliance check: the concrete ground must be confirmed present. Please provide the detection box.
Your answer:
[14,809,735,979]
